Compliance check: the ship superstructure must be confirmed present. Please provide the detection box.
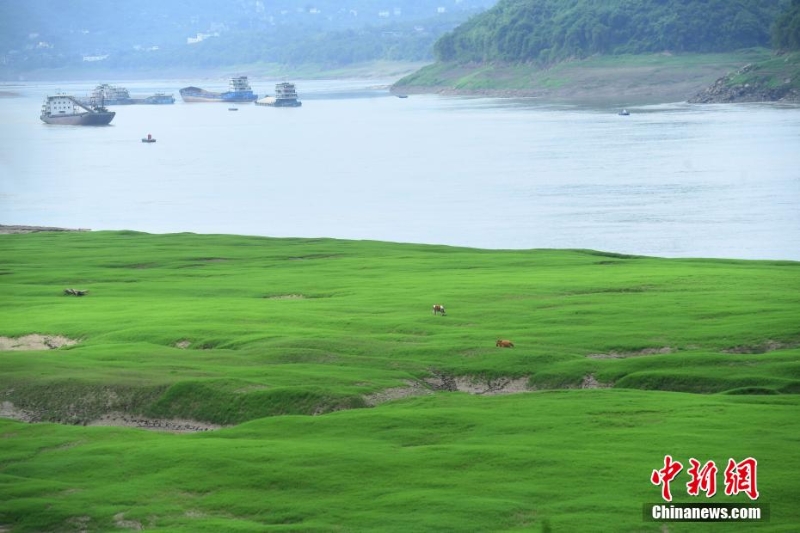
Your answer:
[179,76,258,103]
[40,95,115,125]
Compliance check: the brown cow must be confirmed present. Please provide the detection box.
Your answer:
[432,304,446,316]
[496,339,514,348]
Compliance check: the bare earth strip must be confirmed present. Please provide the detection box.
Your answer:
[0,334,79,351]
[587,347,673,359]
[88,413,223,433]
[0,402,222,432]
[363,380,435,406]
[0,401,38,423]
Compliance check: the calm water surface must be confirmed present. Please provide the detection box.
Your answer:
[1,79,799,259]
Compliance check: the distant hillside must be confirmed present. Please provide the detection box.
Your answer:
[395,0,800,103]
[0,0,497,77]
[434,0,787,65]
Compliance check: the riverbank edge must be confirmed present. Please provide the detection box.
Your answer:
[0,225,90,234]
[392,50,800,105]
[0,60,430,84]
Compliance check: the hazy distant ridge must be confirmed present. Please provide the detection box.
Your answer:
[0,0,497,75]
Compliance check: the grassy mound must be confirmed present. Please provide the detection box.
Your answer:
[1,231,798,530]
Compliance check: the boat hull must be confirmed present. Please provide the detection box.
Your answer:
[255,98,302,107]
[40,111,115,125]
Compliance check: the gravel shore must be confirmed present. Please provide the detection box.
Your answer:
[0,225,90,234]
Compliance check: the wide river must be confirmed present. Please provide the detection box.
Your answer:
[1,79,799,260]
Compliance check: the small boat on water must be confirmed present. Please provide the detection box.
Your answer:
[619,109,630,116]
[255,82,302,107]
[180,76,258,103]
[142,134,156,143]
[40,94,115,125]
[228,107,238,111]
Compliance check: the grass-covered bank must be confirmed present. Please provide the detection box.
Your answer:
[392,50,776,103]
[1,231,799,530]
[2,391,799,532]
[1,230,799,424]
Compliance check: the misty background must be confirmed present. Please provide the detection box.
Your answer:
[0,0,497,77]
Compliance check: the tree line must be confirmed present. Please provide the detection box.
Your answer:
[434,0,790,65]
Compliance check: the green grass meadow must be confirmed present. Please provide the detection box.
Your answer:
[1,231,799,531]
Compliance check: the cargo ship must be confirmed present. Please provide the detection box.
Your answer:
[79,84,175,105]
[179,76,258,103]
[40,95,115,125]
[255,82,302,107]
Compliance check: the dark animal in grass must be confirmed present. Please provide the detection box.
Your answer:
[63,288,89,296]
[432,304,446,316]
[496,339,514,348]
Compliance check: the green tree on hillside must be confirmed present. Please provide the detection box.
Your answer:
[435,0,786,65]
[773,0,800,49]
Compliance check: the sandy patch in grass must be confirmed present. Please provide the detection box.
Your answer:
[587,347,673,359]
[425,373,533,395]
[0,403,222,433]
[0,334,79,351]
[723,339,798,354]
[365,375,533,406]
[1,401,37,422]
[264,294,306,299]
[174,340,191,349]
[114,513,142,531]
[363,380,434,406]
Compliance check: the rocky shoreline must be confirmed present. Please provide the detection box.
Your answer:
[689,64,800,104]
[397,73,800,105]
[0,225,90,234]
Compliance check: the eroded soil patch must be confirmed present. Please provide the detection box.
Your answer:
[587,347,673,359]
[364,374,534,406]
[363,381,434,406]
[0,401,37,422]
[424,372,532,395]
[723,340,799,354]
[90,413,222,433]
[1,401,221,432]
[0,334,79,351]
